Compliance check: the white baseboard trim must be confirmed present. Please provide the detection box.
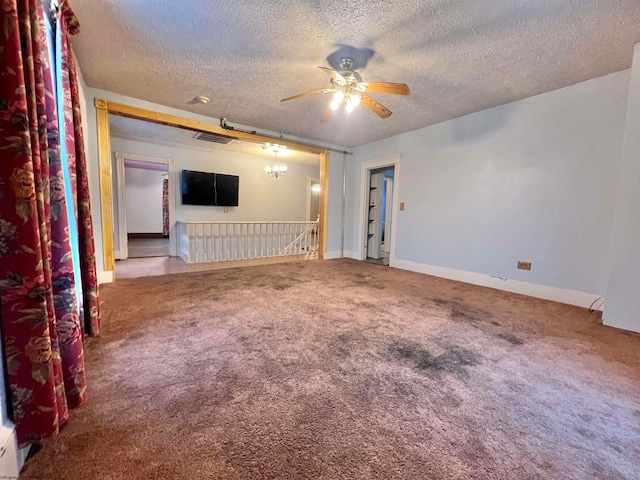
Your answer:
[0,424,30,477]
[391,258,604,311]
[97,270,114,285]
[343,250,361,260]
[114,249,121,260]
[323,251,343,260]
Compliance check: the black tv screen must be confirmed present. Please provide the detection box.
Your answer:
[214,173,239,207]
[182,170,213,206]
[181,170,239,206]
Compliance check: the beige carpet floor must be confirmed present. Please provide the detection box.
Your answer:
[22,259,640,479]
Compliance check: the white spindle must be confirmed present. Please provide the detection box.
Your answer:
[240,223,245,259]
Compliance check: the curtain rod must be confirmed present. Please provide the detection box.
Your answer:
[220,117,354,156]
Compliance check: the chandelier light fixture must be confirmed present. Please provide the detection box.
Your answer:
[264,146,288,178]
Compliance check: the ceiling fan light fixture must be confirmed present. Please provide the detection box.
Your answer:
[344,93,361,113]
[280,57,409,122]
[349,94,361,106]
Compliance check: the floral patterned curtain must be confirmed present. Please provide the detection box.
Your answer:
[163,178,169,237]
[59,0,100,335]
[0,0,95,446]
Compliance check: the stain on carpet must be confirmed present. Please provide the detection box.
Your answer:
[431,297,454,307]
[431,297,494,326]
[390,340,481,376]
[125,331,146,341]
[576,427,597,439]
[450,305,490,324]
[327,331,369,359]
[354,301,377,309]
[497,332,525,345]
[353,275,386,290]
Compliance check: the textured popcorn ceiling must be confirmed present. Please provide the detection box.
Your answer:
[74,0,640,148]
[109,116,320,166]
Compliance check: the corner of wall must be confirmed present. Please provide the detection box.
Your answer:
[602,42,640,333]
[0,424,30,477]
[97,270,114,284]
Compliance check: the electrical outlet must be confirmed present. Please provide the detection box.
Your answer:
[223,207,229,213]
[399,202,405,211]
[517,261,531,271]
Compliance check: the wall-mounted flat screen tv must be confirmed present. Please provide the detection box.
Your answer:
[181,170,239,206]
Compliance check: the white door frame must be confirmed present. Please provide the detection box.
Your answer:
[382,177,393,254]
[114,152,127,260]
[357,154,401,262]
[114,152,177,259]
[306,176,320,222]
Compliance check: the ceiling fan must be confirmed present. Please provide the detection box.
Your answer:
[281,57,410,123]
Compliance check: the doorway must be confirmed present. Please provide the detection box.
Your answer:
[113,153,176,260]
[95,98,331,278]
[358,154,401,266]
[366,167,394,265]
[307,177,320,222]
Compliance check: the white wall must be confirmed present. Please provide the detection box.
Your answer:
[325,151,346,257]
[111,136,319,224]
[309,184,320,222]
[81,87,348,273]
[604,44,640,333]
[125,167,165,234]
[346,70,630,303]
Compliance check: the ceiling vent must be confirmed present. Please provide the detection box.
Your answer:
[193,132,234,145]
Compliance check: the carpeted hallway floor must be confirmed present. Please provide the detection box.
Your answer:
[22,259,640,479]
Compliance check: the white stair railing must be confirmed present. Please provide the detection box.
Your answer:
[279,222,318,256]
[177,221,318,264]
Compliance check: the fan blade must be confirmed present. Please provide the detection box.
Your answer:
[360,82,410,96]
[318,66,345,84]
[320,104,334,123]
[360,94,392,119]
[281,89,334,102]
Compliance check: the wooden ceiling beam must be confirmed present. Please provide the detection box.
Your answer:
[105,101,327,155]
